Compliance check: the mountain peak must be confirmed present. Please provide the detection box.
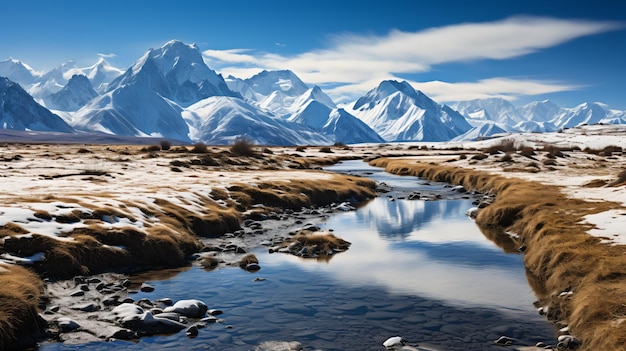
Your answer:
[244,69,309,97]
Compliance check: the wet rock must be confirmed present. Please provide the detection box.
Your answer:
[186,325,199,338]
[71,303,100,312]
[140,284,155,292]
[70,290,85,297]
[79,284,90,292]
[494,336,513,346]
[57,317,81,332]
[112,304,186,335]
[155,298,173,306]
[383,336,407,349]
[557,335,580,349]
[208,309,223,316]
[163,299,208,318]
[109,328,137,340]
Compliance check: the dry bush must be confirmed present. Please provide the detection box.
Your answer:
[319,146,333,153]
[471,153,488,161]
[0,265,46,350]
[77,147,92,154]
[278,231,351,260]
[542,144,565,158]
[498,152,514,163]
[542,158,558,166]
[160,140,172,151]
[295,146,306,152]
[230,138,256,157]
[190,142,208,154]
[145,145,161,152]
[484,138,516,154]
[520,146,536,158]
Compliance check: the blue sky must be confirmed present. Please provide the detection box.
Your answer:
[3,0,625,108]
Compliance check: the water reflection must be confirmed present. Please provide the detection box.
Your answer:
[266,197,535,314]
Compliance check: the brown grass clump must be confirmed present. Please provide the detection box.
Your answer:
[369,157,626,350]
[153,198,241,237]
[278,231,351,259]
[608,168,626,187]
[190,142,208,154]
[0,265,46,350]
[238,253,260,271]
[200,256,220,271]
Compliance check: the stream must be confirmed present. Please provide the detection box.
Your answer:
[40,160,555,350]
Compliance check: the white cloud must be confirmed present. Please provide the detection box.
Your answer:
[203,16,623,102]
[97,53,116,58]
[409,78,584,103]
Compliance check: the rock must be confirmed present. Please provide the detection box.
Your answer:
[557,335,580,349]
[57,317,81,332]
[155,298,173,306]
[109,329,137,340]
[186,325,199,338]
[383,336,407,349]
[70,290,85,297]
[494,336,513,346]
[465,207,479,219]
[163,299,208,318]
[79,284,90,291]
[208,309,223,316]
[71,303,100,312]
[140,284,155,292]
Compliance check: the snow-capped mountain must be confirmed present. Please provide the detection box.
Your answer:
[453,98,525,129]
[288,97,384,144]
[43,74,99,111]
[0,58,41,85]
[347,80,472,141]
[453,98,626,137]
[108,40,237,107]
[452,121,507,141]
[227,70,311,117]
[228,70,384,144]
[183,96,330,145]
[71,82,191,142]
[66,57,124,93]
[0,77,73,132]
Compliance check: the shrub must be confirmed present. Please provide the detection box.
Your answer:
[319,146,333,153]
[160,140,172,151]
[543,144,564,158]
[146,145,161,152]
[295,146,307,152]
[230,138,256,157]
[609,168,626,187]
[520,146,536,157]
[471,153,489,160]
[190,142,208,154]
[485,138,516,154]
[77,148,92,154]
[499,152,514,162]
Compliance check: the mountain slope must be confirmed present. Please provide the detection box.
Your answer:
[43,74,99,111]
[72,84,189,141]
[0,58,41,85]
[183,96,330,146]
[0,77,73,132]
[348,80,471,141]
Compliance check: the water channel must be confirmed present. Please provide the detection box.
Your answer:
[41,160,555,350]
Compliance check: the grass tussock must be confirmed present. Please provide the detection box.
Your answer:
[153,198,241,237]
[278,231,351,260]
[0,265,46,350]
[227,174,375,212]
[608,168,626,187]
[369,157,625,351]
[230,138,256,157]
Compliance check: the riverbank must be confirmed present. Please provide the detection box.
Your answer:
[369,129,626,350]
[0,142,376,349]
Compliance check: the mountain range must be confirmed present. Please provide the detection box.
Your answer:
[1,40,625,145]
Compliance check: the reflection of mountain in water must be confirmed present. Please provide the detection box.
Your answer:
[356,198,469,239]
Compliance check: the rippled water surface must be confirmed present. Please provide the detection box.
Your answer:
[42,161,555,350]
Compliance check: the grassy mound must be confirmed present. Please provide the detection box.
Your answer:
[370,157,626,351]
[0,265,46,350]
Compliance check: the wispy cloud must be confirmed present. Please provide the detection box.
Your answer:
[203,16,623,102]
[97,53,117,58]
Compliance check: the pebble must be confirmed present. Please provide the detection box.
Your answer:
[57,317,81,332]
[186,325,199,338]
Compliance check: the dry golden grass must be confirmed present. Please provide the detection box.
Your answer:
[0,264,45,349]
[370,157,626,351]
